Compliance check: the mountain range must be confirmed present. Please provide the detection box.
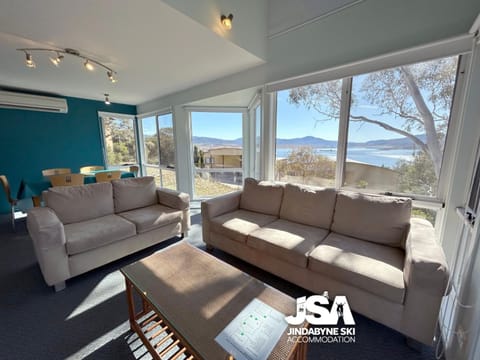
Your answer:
[193,134,426,149]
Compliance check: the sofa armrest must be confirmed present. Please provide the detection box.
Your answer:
[157,188,190,234]
[201,191,242,219]
[26,207,70,287]
[402,217,449,344]
[201,191,242,245]
[404,218,449,294]
[157,188,190,210]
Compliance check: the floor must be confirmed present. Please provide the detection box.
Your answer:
[0,203,442,359]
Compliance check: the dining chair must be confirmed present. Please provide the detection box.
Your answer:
[129,165,139,177]
[0,175,22,231]
[49,174,85,187]
[80,165,105,174]
[95,171,122,182]
[42,168,71,176]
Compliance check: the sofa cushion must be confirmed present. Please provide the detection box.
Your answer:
[308,232,406,304]
[118,204,182,234]
[210,209,277,243]
[112,176,157,213]
[239,178,284,216]
[65,214,136,255]
[248,219,329,268]
[331,191,411,247]
[45,182,114,225]
[280,183,336,229]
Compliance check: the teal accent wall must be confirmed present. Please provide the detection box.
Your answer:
[0,96,136,213]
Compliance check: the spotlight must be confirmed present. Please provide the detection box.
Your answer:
[221,13,233,30]
[25,53,36,68]
[104,93,111,105]
[49,53,64,67]
[84,60,95,71]
[107,70,117,83]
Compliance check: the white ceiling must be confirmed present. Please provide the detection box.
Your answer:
[0,0,264,105]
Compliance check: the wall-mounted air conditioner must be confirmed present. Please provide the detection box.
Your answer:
[0,90,68,113]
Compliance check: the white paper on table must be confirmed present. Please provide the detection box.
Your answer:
[215,298,288,360]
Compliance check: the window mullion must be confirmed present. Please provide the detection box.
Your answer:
[155,115,163,187]
[335,77,352,189]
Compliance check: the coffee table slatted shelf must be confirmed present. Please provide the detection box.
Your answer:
[126,280,199,360]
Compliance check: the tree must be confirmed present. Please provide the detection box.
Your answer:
[394,151,437,196]
[103,117,136,164]
[276,146,335,182]
[288,57,458,178]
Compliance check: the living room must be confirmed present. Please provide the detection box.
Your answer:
[1,1,480,359]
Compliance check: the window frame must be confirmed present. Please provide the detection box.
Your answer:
[271,54,466,208]
[186,106,248,199]
[137,109,177,189]
[98,111,139,169]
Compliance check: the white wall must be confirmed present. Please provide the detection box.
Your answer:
[138,0,480,113]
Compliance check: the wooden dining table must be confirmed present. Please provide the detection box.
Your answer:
[17,171,135,207]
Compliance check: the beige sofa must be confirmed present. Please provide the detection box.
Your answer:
[27,176,190,291]
[202,178,449,345]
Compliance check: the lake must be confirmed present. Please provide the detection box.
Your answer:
[276,147,415,168]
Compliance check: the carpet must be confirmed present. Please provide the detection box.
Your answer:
[0,208,439,360]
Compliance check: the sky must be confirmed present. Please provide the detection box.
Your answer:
[140,84,428,143]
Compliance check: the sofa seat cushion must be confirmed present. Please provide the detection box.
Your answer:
[248,219,329,268]
[65,214,136,255]
[210,209,277,243]
[118,204,182,234]
[308,232,406,304]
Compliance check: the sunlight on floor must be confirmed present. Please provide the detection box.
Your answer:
[66,271,125,320]
[65,320,130,360]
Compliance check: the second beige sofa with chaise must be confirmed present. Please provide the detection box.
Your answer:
[202,178,449,345]
[27,176,190,291]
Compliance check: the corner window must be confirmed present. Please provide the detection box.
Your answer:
[140,113,177,189]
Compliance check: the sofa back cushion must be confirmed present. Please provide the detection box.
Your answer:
[331,191,411,248]
[45,182,114,224]
[280,184,337,229]
[240,178,284,216]
[112,176,157,213]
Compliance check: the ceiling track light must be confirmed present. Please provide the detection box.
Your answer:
[49,52,64,67]
[104,93,111,105]
[221,13,233,30]
[84,59,95,71]
[25,52,36,68]
[17,47,118,83]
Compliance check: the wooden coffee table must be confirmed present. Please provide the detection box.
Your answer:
[121,241,308,360]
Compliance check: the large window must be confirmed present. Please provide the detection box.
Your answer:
[276,80,341,187]
[140,113,176,189]
[345,57,458,197]
[276,55,459,201]
[100,113,137,168]
[190,111,243,197]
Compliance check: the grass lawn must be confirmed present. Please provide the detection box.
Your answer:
[145,166,241,197]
